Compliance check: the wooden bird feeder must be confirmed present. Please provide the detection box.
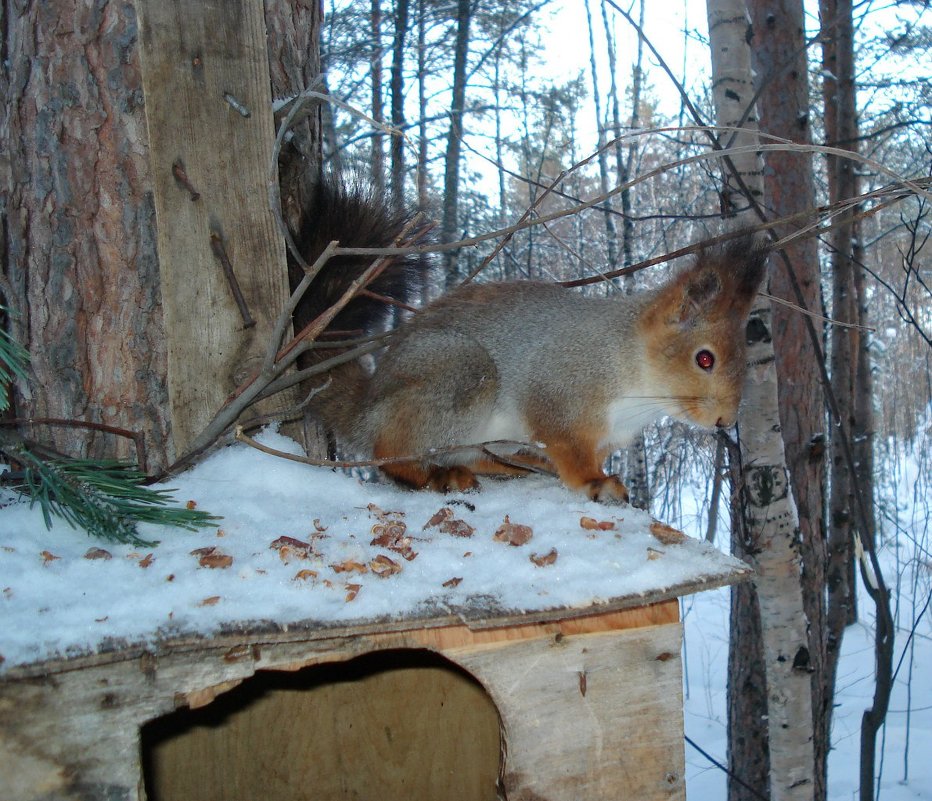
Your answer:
[0,518,748,801]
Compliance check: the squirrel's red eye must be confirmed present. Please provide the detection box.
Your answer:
[696,349,715,371]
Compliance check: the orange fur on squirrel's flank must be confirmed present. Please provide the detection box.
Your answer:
[294,179,769,504]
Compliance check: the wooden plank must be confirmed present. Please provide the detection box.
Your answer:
[0,607,685,801]
[460,622,687,801]
[136,0,294,454]
[365,599,680,657]
[2,586,708,681]
[162,601,681,709]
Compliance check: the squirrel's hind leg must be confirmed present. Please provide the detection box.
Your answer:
[368,332,499,493]
[530,427,630,505]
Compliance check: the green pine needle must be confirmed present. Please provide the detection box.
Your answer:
[6,447,218,546]
[0,304,30,413]
[2,304,219,545]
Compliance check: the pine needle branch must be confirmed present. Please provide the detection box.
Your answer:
[2,445,218,546]
[1,306,218,545]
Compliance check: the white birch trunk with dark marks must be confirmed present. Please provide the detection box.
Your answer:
[706,1,816,798]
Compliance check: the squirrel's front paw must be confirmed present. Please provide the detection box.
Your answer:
[426,466,480,493]
[584,476,630,505]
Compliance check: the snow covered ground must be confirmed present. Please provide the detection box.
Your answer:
[679,435,932,801]
[682,580,932,800]
[1,427,928,800]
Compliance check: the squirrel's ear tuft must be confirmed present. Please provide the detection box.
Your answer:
[684,267,723,307]
[644,232,770,331]
[646,263,722,329]
[671,267,722,325]
[722,231,770,304]
[692,231,770,311]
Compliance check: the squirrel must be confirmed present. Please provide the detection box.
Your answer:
[291,177,769,504]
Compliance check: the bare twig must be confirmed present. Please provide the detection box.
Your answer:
[0,417,148,474]
[234,426,539,473]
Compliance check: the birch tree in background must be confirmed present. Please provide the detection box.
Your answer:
[706,1,816,798]
[746,0,828,796]
[583,0,619,273]
[619,0,651,512]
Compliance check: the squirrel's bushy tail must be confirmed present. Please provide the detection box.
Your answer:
[286,174,432,443]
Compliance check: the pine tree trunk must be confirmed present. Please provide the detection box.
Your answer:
[820,5,860,777]
[746,2,828,798]
[706,2,816,799]
[493,46,508,235]
[2,0,320,473]
[370,0,385,195]
[2,0,168,468]
[264,0,324,460]
[820,4,891,799]
[416,0,429,212]
[390,0,409,210]
[820,0,860,677]
[266,0,323,185]
[440,0,472,279]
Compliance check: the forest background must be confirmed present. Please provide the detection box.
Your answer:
[316,0,930,800]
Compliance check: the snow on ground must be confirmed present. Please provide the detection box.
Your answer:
[680,503,932,799]
[0,428,745,672]
[682,573,932,801]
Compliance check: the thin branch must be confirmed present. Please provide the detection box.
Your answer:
[0,417,148,474]
[234,426,540,472]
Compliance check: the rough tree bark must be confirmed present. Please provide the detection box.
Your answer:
[265,0,324,459]
[416,0,430,212]
[370,0,386,195]
[820,4,892,799]
[1,0,321,474]
[747,2,828,798]
[821,0,859,667]
[389,0,409,210]
[706,2,816,800]
[1,1,167,467]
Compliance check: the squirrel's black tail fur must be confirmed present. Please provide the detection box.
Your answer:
[288,176,431,339]
[286,173,432,444]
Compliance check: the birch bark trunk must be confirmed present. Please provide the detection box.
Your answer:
[706,1,816,798]
[746,1,828,796]
[583,0,618,273]
[620,0,650,512]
